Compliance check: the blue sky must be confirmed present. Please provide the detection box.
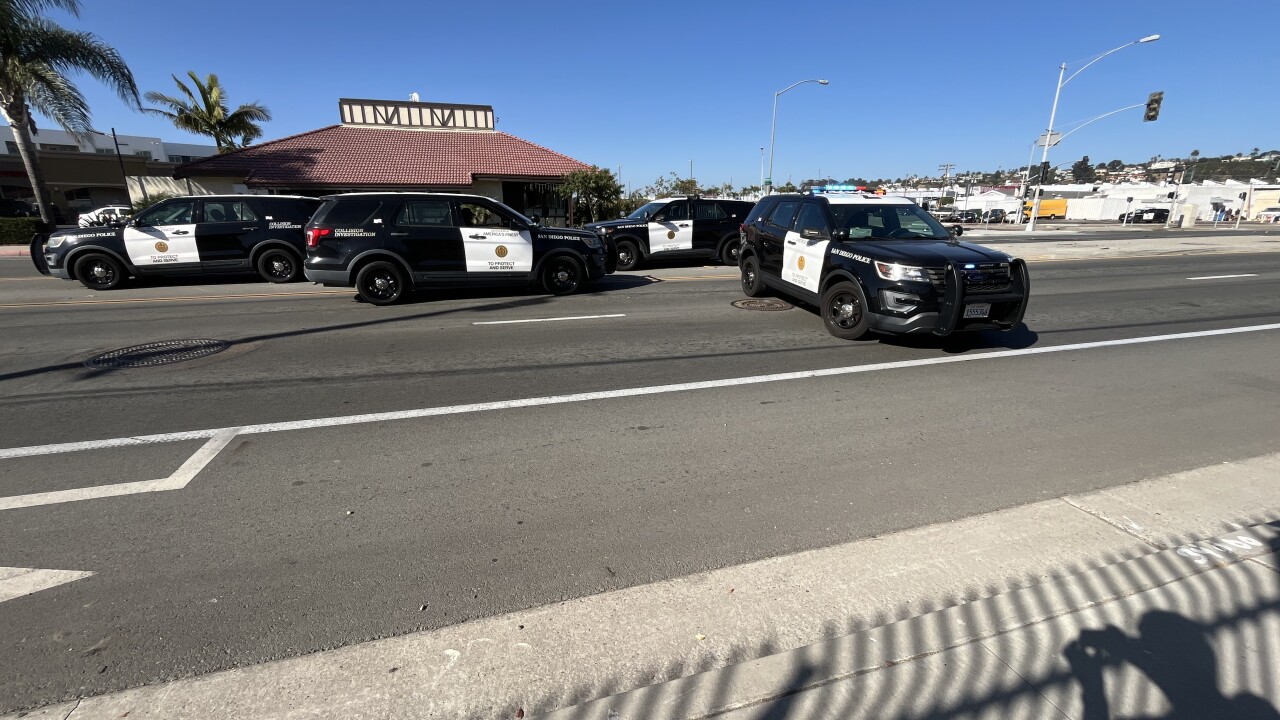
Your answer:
[32,0,1277,189]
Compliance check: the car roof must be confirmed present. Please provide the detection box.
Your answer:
[318,191,494,200]
[820,194,917,206]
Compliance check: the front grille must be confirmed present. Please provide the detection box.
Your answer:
[924,264,1013,294]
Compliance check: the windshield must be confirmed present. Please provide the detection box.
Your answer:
[626,201,669,220]
[832,203,950,240]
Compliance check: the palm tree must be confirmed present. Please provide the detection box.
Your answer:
[145,71,270,153]
[0,0,139,225]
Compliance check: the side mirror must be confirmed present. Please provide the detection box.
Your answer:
[642,211,651,220]
[950,225,964,237]
[832,228,850,241]
[529,214,541,226]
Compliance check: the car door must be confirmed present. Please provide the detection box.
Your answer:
[647,200,692,255]
[780,202,830,295]
[456,199,534,276]
[758,199,799,278]
[122,199,199,271]
[692,201,729,256]
[389,198,465,280]
[197,198,261,269]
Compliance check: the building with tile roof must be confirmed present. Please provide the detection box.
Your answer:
[173,98,590,226]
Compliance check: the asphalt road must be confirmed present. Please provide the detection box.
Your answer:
[1,251,1279,712]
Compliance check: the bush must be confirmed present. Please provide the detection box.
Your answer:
[0,217,41,245]
[132,191,182,214]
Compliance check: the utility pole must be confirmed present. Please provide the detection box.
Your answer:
[938,163,954,209]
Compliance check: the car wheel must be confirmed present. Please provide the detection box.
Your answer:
[542,255,583,295]
[615,240,640,271]
[740,255,766,297]
[720,237,741,266]
[256,248,301,283]
[355,261,406,306]
[821,280,869,340]
[74,253,125,291]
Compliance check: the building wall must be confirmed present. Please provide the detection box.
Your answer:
[128,176,246,203]
[1,126,215,162]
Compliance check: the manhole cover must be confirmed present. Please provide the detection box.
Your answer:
[732,298,793,311]
[85,339,231,369]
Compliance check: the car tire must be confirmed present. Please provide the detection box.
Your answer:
[821,280,870,341]
[74,253,125,291]
[719,237,741,266]
[541,255,583,295]
[256,248,302,283]
[355,261,406,306]
[740,255,766,297]
[615,239,640,272]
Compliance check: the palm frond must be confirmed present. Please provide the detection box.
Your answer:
[22,58,91,136]
[20,18,138,106]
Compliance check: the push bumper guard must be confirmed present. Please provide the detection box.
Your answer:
[933,258,1031,336]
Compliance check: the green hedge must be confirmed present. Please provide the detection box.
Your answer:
[0,217,41,245]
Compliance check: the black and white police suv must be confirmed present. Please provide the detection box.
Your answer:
[31,195,321,290]
[584,196,753,271]
[739,188,1030,340]
[303,193,611,305]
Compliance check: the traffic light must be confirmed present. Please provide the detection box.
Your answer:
[1144,92,1164,122]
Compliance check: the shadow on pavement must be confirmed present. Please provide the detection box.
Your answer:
[531,520,1280,720]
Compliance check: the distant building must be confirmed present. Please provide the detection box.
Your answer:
[0,126,216,219]
[173,98,590,226]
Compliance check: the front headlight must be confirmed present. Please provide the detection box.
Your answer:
[874,261,928,282]
[583,233,602,248]
[45,236,66,248]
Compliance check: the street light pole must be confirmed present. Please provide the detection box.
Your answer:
[767,78,829,194]
[1027,34,1160,231]
[759,146,765,195]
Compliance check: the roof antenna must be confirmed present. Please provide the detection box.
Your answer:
[409,92,420,102]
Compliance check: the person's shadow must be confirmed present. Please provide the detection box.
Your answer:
[1063,611,1280,719]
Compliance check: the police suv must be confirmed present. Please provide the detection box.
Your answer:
[739,188,1030,340]
[31,195,321,290]
[303,193,611,305]
[584,196,753,271]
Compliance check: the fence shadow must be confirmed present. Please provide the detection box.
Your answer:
[525,520,1280,719]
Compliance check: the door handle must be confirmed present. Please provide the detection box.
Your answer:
[388,232,409,238]
[171,230,190,235]
[786,240,797,245]
[242,226,257,231]
[677,223,690,228]
[468,234,487,239]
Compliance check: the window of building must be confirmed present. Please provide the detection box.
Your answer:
[134,150,153,159]
[63,188,92,201]
[39,143,79,152]
[5,141,19,154]
[95,147,116,155]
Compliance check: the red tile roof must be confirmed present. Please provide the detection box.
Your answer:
[177,125,589,187]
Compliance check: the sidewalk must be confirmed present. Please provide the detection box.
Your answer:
[0,245,29,257]
[6,453,1278,720]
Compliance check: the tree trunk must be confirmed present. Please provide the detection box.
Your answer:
[0,97,56,228]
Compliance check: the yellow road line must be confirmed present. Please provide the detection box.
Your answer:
[0,289,349,309]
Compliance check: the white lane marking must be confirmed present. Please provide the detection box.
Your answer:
[2,323,1279,462]
[0,566,93,603]
[1186,274,1259,280]
[472,314,626,326]
[0,428,239,511]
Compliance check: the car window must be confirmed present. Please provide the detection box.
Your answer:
[767,201,799,230]
[202,200,257,223]
[458,202,511,228]
[694,202,726,221]
[395,200,453,226]
[831,204,949,239]
[314,198,381,226]
[628,201,668,220]
[657,202,689,222]
[794,203,830,235]
[135,201,194,226]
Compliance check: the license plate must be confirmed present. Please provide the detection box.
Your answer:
[963,303,990,319]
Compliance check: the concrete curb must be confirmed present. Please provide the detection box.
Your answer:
[0,245,29,257]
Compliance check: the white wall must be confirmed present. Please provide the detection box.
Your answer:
[127,176,246,203]
[0,125,215,162]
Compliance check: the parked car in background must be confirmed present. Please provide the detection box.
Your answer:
[0,198,37,218]
[982,209,1007,224]
[32,195,321,289]
[78,205,132,227]
[1255,207,1280,223]
[1118,208,1169,224]
[585,196,753,271]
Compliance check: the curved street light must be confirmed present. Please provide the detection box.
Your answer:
[1027,35,1159,230]
[766,79,829,194]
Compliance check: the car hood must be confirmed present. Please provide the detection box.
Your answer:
[532,226,599,240]
[849,239,1012,266]
[49,227,123,242]
[584,218,649,232]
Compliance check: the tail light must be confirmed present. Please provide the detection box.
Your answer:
[305,227,332,248]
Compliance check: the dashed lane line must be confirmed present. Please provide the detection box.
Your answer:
[1,323,1278,461]
[473,314,626,326]
[1186,274,1259,280]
